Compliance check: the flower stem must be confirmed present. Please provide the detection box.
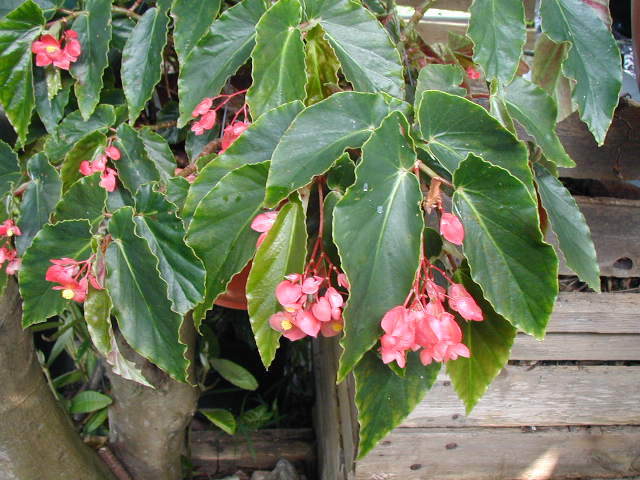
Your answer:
[417,161,453,187]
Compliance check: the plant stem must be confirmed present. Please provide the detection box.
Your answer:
[401,0,438,41]
[417,161,453,187]
[111,6,141,20]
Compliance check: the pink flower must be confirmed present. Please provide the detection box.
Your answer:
[100,168,118,192]
[379,306,415,368]
[0,219,21,237]
[311,296,332,322]
[440,212,464,245]
[296,310,321,337]
[325,287,344,320]
[426,279,445,303]
[191,110,217,136]
[192,97,213,117]
[32,34,64,67]
[5,257,21,275]
[275,279,303,310]
[251,211,278,233]
[269,311,307,341]
[45,257,101,302]
[301,275,323,295]
[337,273,350,290]
[417,311,470,365]
[219,121,250,153]
[92,154,107,172]
[448,283,483,321]
[63,30,81,60]
[320,318,343,337]
[466,66,481,80]
[79,161,93,176]
[105,146,121,160]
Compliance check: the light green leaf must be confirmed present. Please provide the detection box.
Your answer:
[177,0,266,127]
[534,163,600,291]
[53,172,106,223]
[60,130,107,192]
[34,67,70,134]
[447,264,517,413]
[187,163,268,326]
[70,0,112,119]
[133,184,205,315]
[0,139,21,197]
[246,198,307,368]
[19,220,93,326]
[69,390,112,414]
[85,286,113,357]
[247,0,306,118]
[540,0,621,145]
[503,77,574,167]
[84,408,109,433]
[304,24,340,105]
[355,351,440,459]
[265,92,392,206]
[44,105,115,163]
[182,100,303,225]
[304,0,404,98]
[468,0,525,84]
[210,358,258,390]
[121,5,169,124]
[417,90,534,197]
[138,127,177,183]
[201,408,236,435]
[415,64,465,99]
[171,0,221,65]
[16,153,61,254]
[113,123,161,194]
[0,0,43,145]
[333,111,422,381]
[452,154,558,338]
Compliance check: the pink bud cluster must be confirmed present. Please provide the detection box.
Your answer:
[32,30,81,70]
[269,274,347,340]
[79,144,120,192]
[45,256,104,303]
[0,220,22,275]
[190,91,251,155]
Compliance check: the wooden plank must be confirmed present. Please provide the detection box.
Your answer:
[356,426,640,480]
[549,293,640,334]
[549,196,640,278]
[190,429,315,476]
[557,100,640,181]
[398,0,536,18]
[511,333,640,360]
[402,366,640,428]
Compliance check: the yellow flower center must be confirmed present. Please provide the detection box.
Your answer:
[45,45,59,53]
[6,229,13,237]
[332,323,343,332]
[281,320,293,331]
[61,289,75,300]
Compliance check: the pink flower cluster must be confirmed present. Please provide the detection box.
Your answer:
[0,220,22,275]
[466,66,481,80]
[32,30,81,70]
[45,256,103,303]
[79,144,120,192]
[379,277,483,368]
[269,274,346,340]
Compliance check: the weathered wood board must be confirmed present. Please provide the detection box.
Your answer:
[549,293,640,333]
[397,0,536,18]
[402,366,640,428]
[511,333,640,360]
[357,426,640,480]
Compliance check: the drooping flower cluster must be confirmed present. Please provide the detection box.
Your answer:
[190,91,251,153]
[45,256,104,303]
[32,30,81,70]
[79,144,120,192]
[0,220,22,275]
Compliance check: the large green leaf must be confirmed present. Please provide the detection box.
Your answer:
[188,163,268,325]
[54,172,106,223]
[44,105,115,163]
[113,123,161,194]
[121,5,169,124]
[333,111,422,381]
[447,265,517,413]
[452,155,558,338]
[177,0,266,126]
[246,198,307,367]
[303,0,404,99]
[0,0,43,145]
[19,219,93,326]
[138,127,177,183]
[34,67,70,134]
[0,139,21,197]
[265,92,392,206]
[540,0,621,145]
[16,153,61,254]
[417,90,533,197]
[468,0,525,84]
[133,184,205,315]
[414,64,465,99]
[182,101,303,225]
[106,206,188,382]
[534,163,600,291]
[247,0,306,118]
[170,0,221,65]
[210,358,258,391]
[304,25,340,105]
[355,351,440,459]
[70,0,112,119]
[503,77,574,167]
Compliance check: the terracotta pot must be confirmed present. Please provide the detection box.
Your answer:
[213,262,251,310]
